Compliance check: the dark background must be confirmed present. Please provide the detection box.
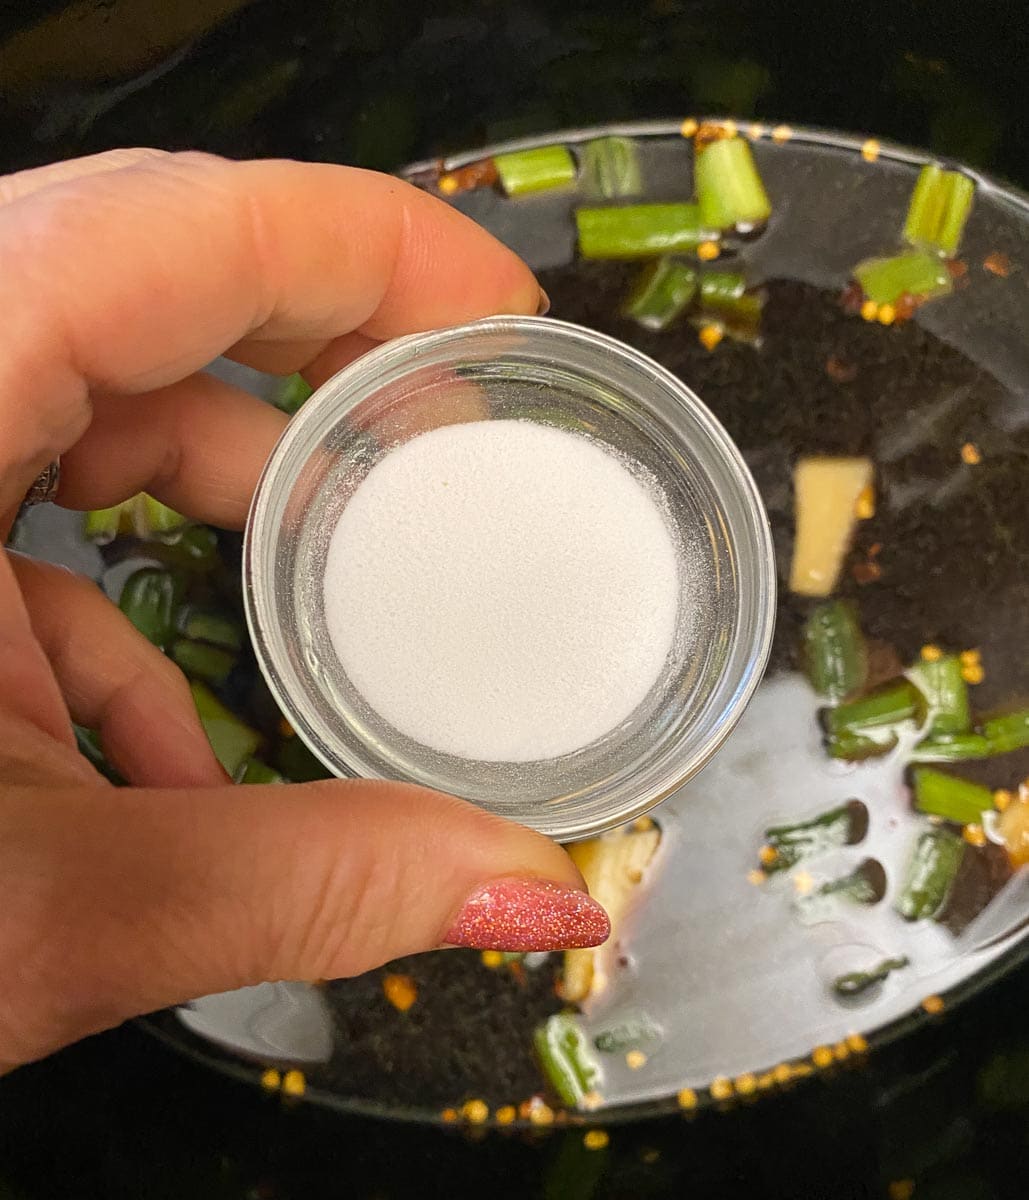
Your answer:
[1,2,1027,1197]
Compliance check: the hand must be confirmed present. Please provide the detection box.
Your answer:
[0,150,607,1074]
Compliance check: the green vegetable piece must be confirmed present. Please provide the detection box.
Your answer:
[190,681,261,778]
[908,654,971,737]
[694,136,772,232]
[534,1012,601,1108]
[817,858,886,905]
[912,767,993,825]
[273,372,313,415]
[154,524,220,571]
[622,258,698,330]
[896,828,965,921]
[764,799,867,873]
[494,145,577,196]
[824,678,923,738]
[802,600,868,702]
[580,135,643,201]
[833,955,909,997]
[575,204,714,259]
[118,567,185,648]
[911,733,993,763]
[84,493,189,544]
[274,733,333,783]
[178,608,244,652]
[171,638,237,687]
[237,757,286,785]
[593,1013,660,1054]
[826,729,900,760]
[980,708,1029,754]
[853,250,953,306]
[903,164,975,256]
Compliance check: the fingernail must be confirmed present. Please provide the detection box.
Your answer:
[444,878,610,952]
[536,288,551,316]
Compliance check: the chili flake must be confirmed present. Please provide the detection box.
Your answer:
[960,442,981,465]
[382,973,418,1012]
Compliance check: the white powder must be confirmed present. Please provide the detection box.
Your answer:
[322,419,681,762]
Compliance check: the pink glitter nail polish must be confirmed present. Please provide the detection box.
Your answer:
[444,878,610,952]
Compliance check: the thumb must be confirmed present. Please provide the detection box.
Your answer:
[0,779,608,1070]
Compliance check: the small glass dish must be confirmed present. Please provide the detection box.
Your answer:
[243,315,774,840]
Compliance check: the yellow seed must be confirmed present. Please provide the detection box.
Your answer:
[625,1050,648,1070]
[791,1062,814,1078]
[963,823,987,847]
[888,1181,915,1200]
[633,815,655,832]
[812,1045,834,1069]
[710,1076,734,1101]
[441,1107,458,1123]
[677,1087,698,1110]
[260,1068,281,1091]
[583,1129,609,1151]
[756,1071,776,1090]
[748,122,765,139]
[697,240,721,262]
[438,174,459,196]
[282,1069,306,1098]
[491,1105,514,1126]
[680,118,698,138]
[747,868,767,886]
[961,663,984,685]
[960,442,982,465]
[734,1072,758,1096]
[278,718,295,738]
[581,1090,604,1111]
[877,303,896,326]
[920,644,943,662]
[771,124,793,143]
[860,299,879,322]
[994,789,1013,812]
[641,1147,661,1164]
[758,844,778,866]
[861,139,881,162]
[462,1098,489,1125]
[833,1041,850,1062]
[480,950,504,969]
[627,868,644,884]
[921,994,945,1015]
[846,1032,869,1054]
[773,1062,793,1085]
[792,869,815,896]
[698,323,724,352]
[959,649,981,666]
[382,972,418,1012]
[720,119,738,137]
[528,1101,555,1126]
[854,485,876,519]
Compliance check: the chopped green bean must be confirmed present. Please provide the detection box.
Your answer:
[178,608,244,652]
[593,1013,660,1054]
[273,372,313,415]
[171,638,237,686]
[903,164,975,256]
[575,204,715,259]
[912,767,993,825]
[802,600,868,702]
[833,956,909,998]
[580,135,642,200]
[980,709,1029,754]
[534,1012,601,1108]
[190,681,261,778]
[818,858,887,905]
[911,733,993,762]
[908,655,971,737]
[896,827,965,921]
[694,136,771,232]
[274,733,332,783]
[152,525,220,572]
[237,757,286,785]
[853,250,953,306]
[495,145,577,196]
[764,799,868,872]
[621,258,697,330]
[826,728,902,760]
[824,678,923,737]
[118,567,185,648]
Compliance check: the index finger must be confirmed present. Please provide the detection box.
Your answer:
[0,152,542,512]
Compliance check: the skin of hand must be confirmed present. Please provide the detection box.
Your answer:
[0,149,606,1075]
